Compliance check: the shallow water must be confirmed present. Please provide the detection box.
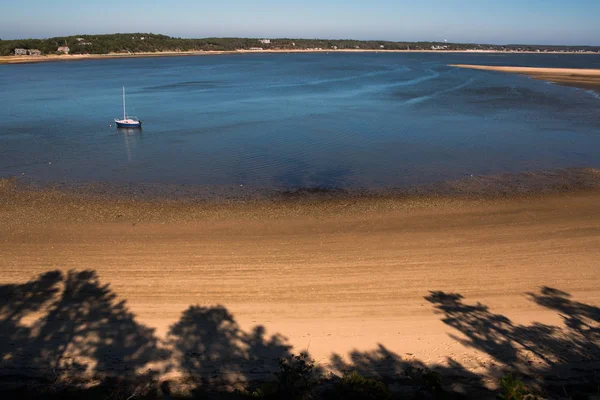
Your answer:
[1,52,599,189]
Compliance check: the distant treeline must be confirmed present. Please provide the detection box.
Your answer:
[1,33,600,56]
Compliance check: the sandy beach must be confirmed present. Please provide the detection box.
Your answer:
[451,64,600,92]
[0,51,217,64]
[1,171,599,391]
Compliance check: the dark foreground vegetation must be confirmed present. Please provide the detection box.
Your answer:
[2,33,600,56]
[0,270,598,399]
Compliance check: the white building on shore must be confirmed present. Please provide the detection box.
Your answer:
[14,48,41,56]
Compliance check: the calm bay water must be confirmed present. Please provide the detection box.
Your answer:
[1,52,599,189]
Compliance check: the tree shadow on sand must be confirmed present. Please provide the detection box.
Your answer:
[0,270,167,383]
[167,305,294,392]
[424,287,600,395]
[0,270,299,397]
[327,288,600,398]
[3,270,599,398]
[329,344,492,399]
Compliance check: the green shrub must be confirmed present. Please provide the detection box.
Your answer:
[404,366,444,394]
[334,370,391,400]
[275,353,316,399]
[252,353,316,399]
[251,381,279,399]
[499,373,536,400]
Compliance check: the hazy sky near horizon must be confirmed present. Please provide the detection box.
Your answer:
[1,0,599,45]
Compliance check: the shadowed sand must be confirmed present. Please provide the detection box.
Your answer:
[1,169,599,390]
[450,64,600,92]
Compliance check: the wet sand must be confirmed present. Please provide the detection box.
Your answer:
[1,170,599,387]
[451,64,600,92]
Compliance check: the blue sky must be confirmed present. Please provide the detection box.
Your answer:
[1,0,599,45]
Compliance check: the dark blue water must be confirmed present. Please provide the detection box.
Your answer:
[1,53,599,189]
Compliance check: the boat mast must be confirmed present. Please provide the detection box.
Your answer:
[122,86,126,120]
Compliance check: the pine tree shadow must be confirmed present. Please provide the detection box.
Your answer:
[0,271,63,379]
[424,292,517,366]
[5,270,598,398]
[0,270,302,397]
[0,270,167,384]
[167,305,293,393]
[425,288,600,395]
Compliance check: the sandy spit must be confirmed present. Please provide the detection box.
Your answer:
[450,64,600,92]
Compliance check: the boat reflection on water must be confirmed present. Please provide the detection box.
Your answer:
[116,127,142,162]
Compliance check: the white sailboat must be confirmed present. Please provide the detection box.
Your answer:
[114,87,142,128]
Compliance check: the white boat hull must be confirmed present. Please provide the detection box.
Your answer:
[114,118,142,128]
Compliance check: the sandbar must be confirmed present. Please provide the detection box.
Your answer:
[451,64,600,92]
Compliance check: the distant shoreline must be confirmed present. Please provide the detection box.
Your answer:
[451,64,600,93]
[2,48,600,65]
